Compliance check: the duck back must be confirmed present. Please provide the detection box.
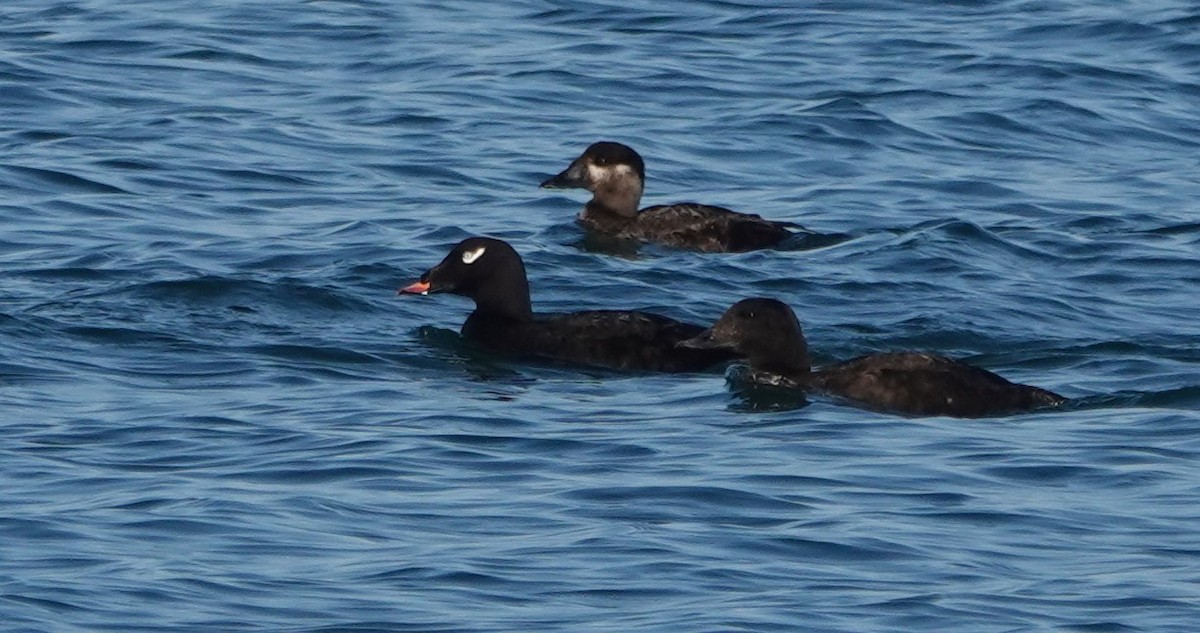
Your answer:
[464,309,734,372]
[812,352,1066,417]
[625,203,790,252]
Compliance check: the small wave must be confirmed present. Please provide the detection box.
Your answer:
[1069,387,1200,412]
[245,343,384,366]
[208,168,317,187]
[564,484,805,518]
[130,276,370,313]
[165,47,280,67]
[59,38,161,53]
[1,165,130,195]
[0,360,70,385]
[740,535,919,562]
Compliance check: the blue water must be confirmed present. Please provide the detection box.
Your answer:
[3,1,1199,631]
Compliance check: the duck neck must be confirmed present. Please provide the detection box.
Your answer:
[748,331,811,380]
[754,354,811,381]
[467,263,534,323]
[586,178,643,219]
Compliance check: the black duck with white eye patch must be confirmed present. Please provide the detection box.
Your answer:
[399,237,737,373]
[681,298,1067,418]
[540,141,796,253]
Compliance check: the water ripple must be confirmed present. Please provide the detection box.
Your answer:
[2,1,1199,631]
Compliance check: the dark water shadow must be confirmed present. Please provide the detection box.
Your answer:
[573,232,644,259]
[1062,386,1200,412]
[775,227,856,252]
[408,325,529,384]
[727,381,813,413]
[566,225,856,258]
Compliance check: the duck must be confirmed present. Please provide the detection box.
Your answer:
[540,141,794,253]
[400,237,736,372]
[680,298,1067,417]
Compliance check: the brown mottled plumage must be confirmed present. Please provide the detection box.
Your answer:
[681,298,1067,417]
[541,142,793,253]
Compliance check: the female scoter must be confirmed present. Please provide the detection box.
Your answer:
[681,298,1067,417]
[400,237,736,372]
[540,141,794,253]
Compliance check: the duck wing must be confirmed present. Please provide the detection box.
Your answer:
[632,203,792,252]
[812,352,1065,417]
[466,309,736,372]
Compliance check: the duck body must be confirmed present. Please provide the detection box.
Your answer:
[583,200,792,253]
[463,308,720,372]
[682,298,1067,417]
[809,352,1066,417]
[401,237,734,372]
[542,142,792,253]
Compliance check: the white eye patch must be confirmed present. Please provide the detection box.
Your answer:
[586,163,606,182]
[587,162,636,183]
[461,246,486,264]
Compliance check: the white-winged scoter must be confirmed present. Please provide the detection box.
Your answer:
[400,237,736,372]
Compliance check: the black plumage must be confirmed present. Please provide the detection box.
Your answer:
[401,237,736,372]
[681,298,1067,417]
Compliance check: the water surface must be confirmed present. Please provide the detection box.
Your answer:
[2,1,1199,631]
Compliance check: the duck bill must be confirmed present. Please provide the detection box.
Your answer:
[539,161,586,189]
[398,270,437,295]
[677,329,728,350]
[398,279,430,295]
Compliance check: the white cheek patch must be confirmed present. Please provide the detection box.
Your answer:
[614,164,637,179]
[586,163,606,182]
[587,163,636,183]
[461,246,486,264]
